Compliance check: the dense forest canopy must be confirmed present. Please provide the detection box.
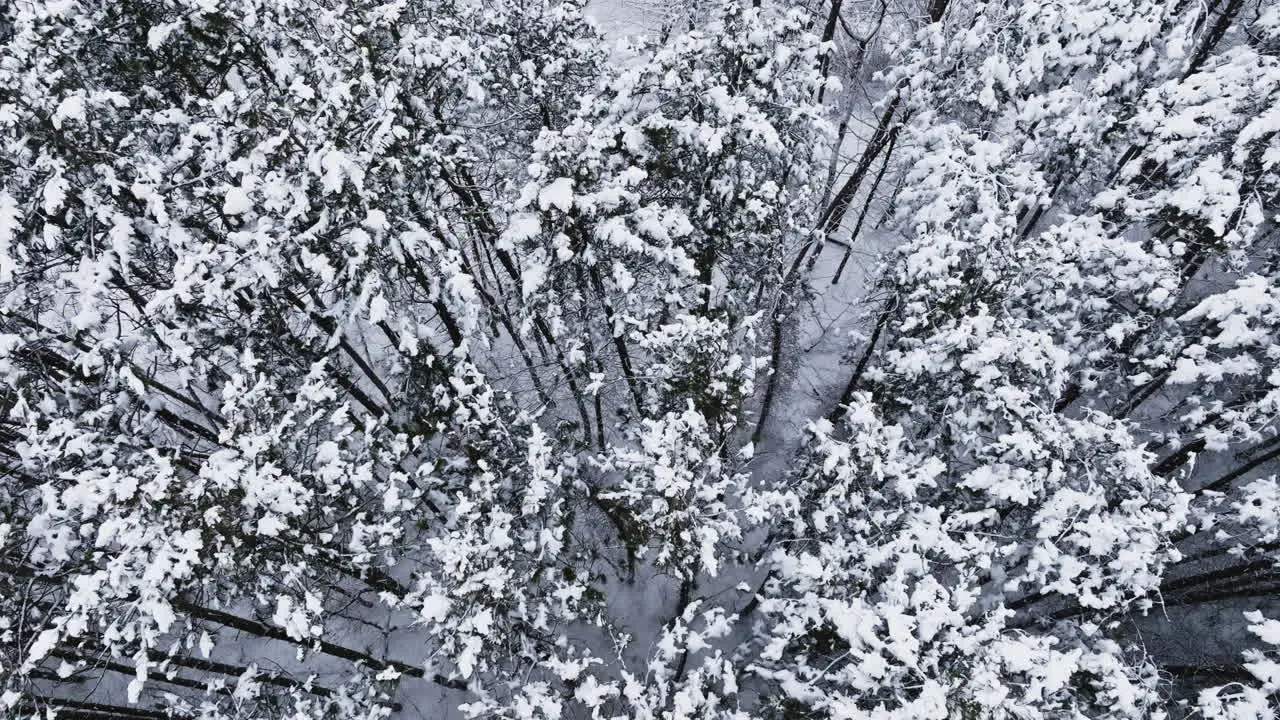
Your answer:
[1,0,1280,717]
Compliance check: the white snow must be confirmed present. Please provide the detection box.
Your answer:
[223,186,252,215]
[51,95,86,129]
[537,177,575,213]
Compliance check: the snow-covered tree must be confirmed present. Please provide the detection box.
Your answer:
[3,0,1280,717]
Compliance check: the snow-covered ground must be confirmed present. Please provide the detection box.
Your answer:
[585,0,670,41]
